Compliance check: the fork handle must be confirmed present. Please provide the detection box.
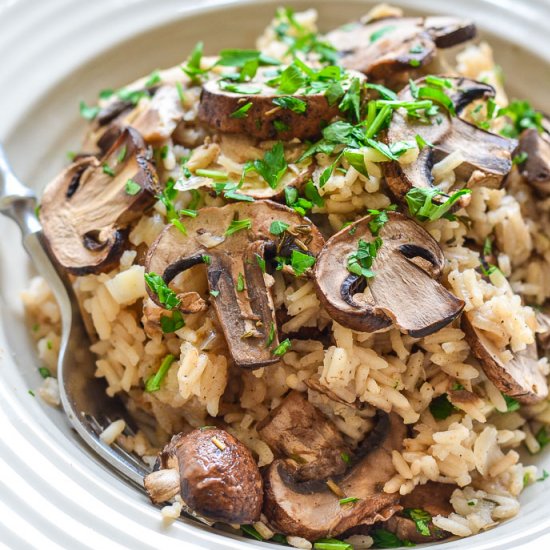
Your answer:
[0,143,41,236]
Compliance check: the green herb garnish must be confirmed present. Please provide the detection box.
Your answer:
[269,220,290,235]
[237,272,245,292]
[347,237,382,279]
[250,141,287,189]
[291,250,316,276]
[405,187,471,222]
[144,272,181,310]
[370,528,415,548]
[230,102,253,118]
[160,311,185,333]
[79,100,99,120]
[429,394,455,420]
[145,354,175,392]
[38,367,52,379]
[403,508,432,536]
[272,96,307,113]
[225,218,252,235]
[125,179,141,196]
[273,338,291,356]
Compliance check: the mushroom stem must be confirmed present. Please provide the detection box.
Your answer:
[144,468,181,504]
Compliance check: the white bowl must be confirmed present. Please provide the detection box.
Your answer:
[1,0,550,548]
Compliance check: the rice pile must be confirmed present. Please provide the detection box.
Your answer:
[21,4,550,545]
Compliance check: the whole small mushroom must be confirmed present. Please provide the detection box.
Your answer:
[144,428,263,525]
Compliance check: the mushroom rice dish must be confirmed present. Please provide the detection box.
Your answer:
[22,5,550,549]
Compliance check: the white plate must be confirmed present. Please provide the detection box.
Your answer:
[1,0,550,548]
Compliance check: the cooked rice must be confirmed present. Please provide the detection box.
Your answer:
[21,4,550,544]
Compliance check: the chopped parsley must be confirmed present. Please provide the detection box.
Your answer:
[144,272,181,310]
[338,497,360,506]
[79,100,99,120]
[272,96,307,113]
[219,81,262,94]
[125,179,141,196]
[538,469,550,482]
[269,220,290,235]
[102,164,115,177]
[38,367,52,379]
[512,151,528,165]
[275,63,306,94]
[144,70,161,87]
[225,218,252,235]
[340,452,351,464]
[503,394,520,412]
[195,168,228,180]
[314,539,352,550]
[369,25,396,43]
[202,254,211,265]
[28,390,35,397]
[145,354,175,392]
[171,218,187,235]
[347,237,382,279]
[498,99,543,138]
[273,338,291,356]
[230,102,253,118]
[175,81,185,105]
[430,394,455,420]
[274,120,289,132]
[237,272,245,292]
[535,426,550,452]
[160,310,185,333]
[255,253,266,273]
[213,181,254,203]
[368,205,396,235]
[266,322,276,347]
[181,41,206,81]
[405,187,472,222]
[403,508,432,537]
[156,178,178,220]
[116,145,127,163]
[248,141,287,189]
[370,529,414,548]
[210,290,220,297]
[240,525,264,541]
[338,76,362,122]
[291,250,316,276]
[365,82,398,100]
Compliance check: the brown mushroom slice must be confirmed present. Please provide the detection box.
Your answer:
[257,391,351,481]
[384,77,516,200]
[145,200,324,368]
[198,68,365,141]
[313,212,464,337]
[381,482,455,543]
[462,314,548,404]
[263,412,405,540]
[535,311,550,352]
[325,17,475,80]
[40,127,159,275]
[144,428,263,524]
[516,127,550,195]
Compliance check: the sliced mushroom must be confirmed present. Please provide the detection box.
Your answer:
[262,412,405,540]
[40,127,159,275]
[257,392,351,481]
[384,77,516,200]
[462,313,548,404]
[198,68,365,141]
[325,17,475,81]
[381,482,455,543]
[516,127,550,195]
[145,200,324,368]
[144,428,263,524]
[313,212,464,337]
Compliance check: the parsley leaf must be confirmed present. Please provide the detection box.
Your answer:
[144,272,181,310]
[219,81,262,94]
[251,141,287,188]
[272,95,307,113]
[237,272,245,292]
[145,354,175,392]
[182,41,206,80]
[160,310,185,333]
[38,367,52,379]
[405,187,471,222]
[79,100,99,121]
[370,528,414,548]
[503,394,520,412]
[403,508,431,537]
[347,238,382,279]
[225,218,252,235]
[430,394,455,420]
[125,179,141,196]
[498,100,543,138]
[338,76,362,122]
[230,102,253,118]
[270,220,290,235]
[276,63,306,94]
[273,338,291,356]
[535,426,550,451]
[291,250,316,276]
[369,25,396,43]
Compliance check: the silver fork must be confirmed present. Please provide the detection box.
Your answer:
[0,143,149,487]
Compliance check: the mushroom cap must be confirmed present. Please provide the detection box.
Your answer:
[313,211,464,337]
[198,68,365,141]
[384,77,516,200]
[462,313,548,404]
[154,428,263,524]
[325,17,476,80]
[145,200,324,368]
[516,127,550,195]
[257,391,351,482]
[40,127,159,275]
[262,412,405,540]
